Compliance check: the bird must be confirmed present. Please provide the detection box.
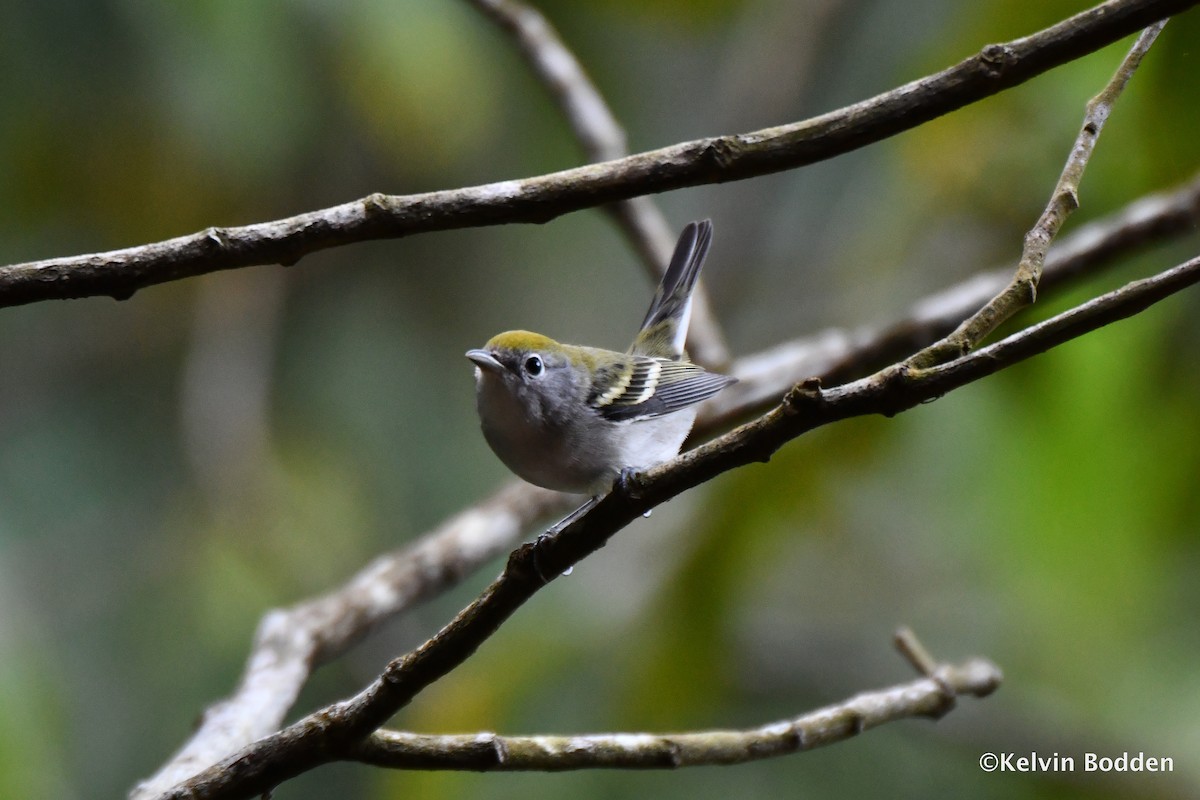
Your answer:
[466,220,735,494]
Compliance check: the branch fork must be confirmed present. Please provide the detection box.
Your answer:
[904,21,1169,373]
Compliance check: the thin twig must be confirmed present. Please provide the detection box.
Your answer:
[468,0,733,364]
[349,649,1000,771]
[151,250,1200,799]
[703,170,1200,420]
[894,627,939,678]
[908,20,1169,369]
[4,0,1195,309]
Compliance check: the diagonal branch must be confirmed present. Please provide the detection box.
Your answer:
[131,171,1200,800]
[130,482,572,798]
[4,0,1195,309]
[349,633,1000,771]
[464,0,730,366]
[151,249,1200,799]
[907,20,1168,369]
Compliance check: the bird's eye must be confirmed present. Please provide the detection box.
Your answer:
[523,354,544,376]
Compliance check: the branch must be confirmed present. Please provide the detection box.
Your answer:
[133,170,1200,799]
[908,19,1168,368]
[131,482,572,799]
[464,0,730,365]
[4,0,1195,308]
[151,248,1200,799]
[349,633,1000,771]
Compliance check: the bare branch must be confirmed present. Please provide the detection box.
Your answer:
[4,0,1195,309]
[464,0,730,366]
[150,248,1200,798]
[909,20,1168,368]
[350,641,1000,771]
[131,481,571,799]
[133,170,1200,798]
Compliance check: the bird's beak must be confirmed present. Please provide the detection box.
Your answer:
[465,348,503,372]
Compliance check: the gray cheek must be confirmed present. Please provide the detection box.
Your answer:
[538,369,589,427]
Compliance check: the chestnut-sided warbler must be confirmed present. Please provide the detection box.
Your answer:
[466,220,735,494]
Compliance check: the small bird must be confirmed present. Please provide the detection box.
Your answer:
[466,220,735,494]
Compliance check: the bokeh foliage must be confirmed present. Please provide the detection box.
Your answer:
[0,1,1197,798]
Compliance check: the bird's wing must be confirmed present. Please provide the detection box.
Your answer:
[591,357,735,422]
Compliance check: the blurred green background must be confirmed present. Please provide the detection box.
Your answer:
[1,1,1198,798]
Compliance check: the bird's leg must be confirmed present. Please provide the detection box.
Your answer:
[531,494,600,583]
[548,494,601,534]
